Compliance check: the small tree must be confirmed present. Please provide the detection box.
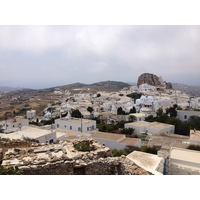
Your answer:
[166,105,177,117]
[71,109,83,118]
[129,106,136,114]
[87,106,94,113]
[121,128,134,135]
[117,107,126,115]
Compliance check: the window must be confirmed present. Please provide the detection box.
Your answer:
[65,125,66,128]
[78,127,81,132]
[184,115,187,120]
[49,139,54,144]
[57,124,59,128]
[87,127,89,131]
[70,126,72,130]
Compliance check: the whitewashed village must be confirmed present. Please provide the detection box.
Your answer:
[1,73,200,175]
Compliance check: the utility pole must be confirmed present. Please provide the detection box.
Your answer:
[81,115,83,133]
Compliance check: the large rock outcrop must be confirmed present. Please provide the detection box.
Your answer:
[137,73,172,90]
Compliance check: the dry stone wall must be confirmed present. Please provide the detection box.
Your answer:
[1,139,152,175]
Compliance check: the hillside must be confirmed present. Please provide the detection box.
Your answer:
[172,83,200,97]
[89,81,130,91]
[38,81,131,93]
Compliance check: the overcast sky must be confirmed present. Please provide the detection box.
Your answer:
[0,25,200,89]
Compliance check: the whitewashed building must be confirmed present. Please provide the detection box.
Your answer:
[26,110,36,119]
[177,110,200,121]
[1,117,29,132]
[0,126,64,144]
[91,131,141,150]
[125,121,174,135]
[55,117,96,134]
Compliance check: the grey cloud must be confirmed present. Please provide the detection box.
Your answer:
[0,25,200,89]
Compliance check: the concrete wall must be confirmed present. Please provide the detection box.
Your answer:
[147,126,174,134]
[36,132,57,143]
[2,119,29,131]
[125,124,146,135]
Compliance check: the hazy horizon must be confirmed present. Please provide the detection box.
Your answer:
[1,25,200,89]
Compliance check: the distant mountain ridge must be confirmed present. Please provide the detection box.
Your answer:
[172,83,200,97]
[0,86,22,93]
[54,81,131,92]
[1,81,200,97]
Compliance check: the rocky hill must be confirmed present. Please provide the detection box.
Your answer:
[137,73,172,89]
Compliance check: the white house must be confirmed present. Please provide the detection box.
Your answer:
[55,117,96,134]
[125,121,175,135]
[129,113,146,121]
[91,131,141,150]
[192,97,200,109]
[0,126,60,144]
[1,117,29,132]
[26,110,36,119]
[177,110,200,121]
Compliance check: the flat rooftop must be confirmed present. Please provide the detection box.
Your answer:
[125,121,173,129]
[170,147,200,172]
[125,121,150,127]
[56,117,95,124]
[148,133,189,149]
[0,126,54,140]
[92,132,124,141]
[148,122,174,129]
[127,151,163,175]
[119,138,140,146]
[129,113,146,117]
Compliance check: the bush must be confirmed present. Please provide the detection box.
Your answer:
[112,149,128,157]
[187,144,200,151]
[74,140,96,152]
[0,166,22,175]
[141,146,157,155]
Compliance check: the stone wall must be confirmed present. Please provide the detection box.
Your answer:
[1,139,152,175]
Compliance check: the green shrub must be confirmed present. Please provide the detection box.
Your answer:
[0,166,22,175]
[74,140,96,152]
[141,146,157,155]
[112,149,129,157]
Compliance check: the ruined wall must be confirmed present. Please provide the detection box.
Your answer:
[21,157,124,175]
[1,139,152,175]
